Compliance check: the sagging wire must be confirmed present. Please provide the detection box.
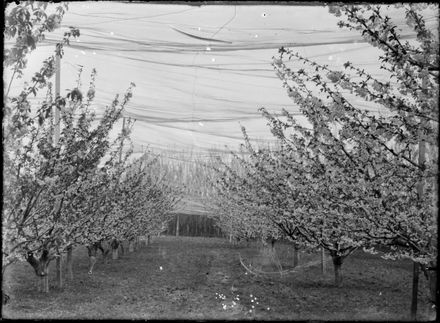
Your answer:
[71,7,198,27]
[190,5,237,142]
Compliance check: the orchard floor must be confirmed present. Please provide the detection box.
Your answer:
[2,236,436,320]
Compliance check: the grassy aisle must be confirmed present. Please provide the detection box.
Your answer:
[1,236,434,320]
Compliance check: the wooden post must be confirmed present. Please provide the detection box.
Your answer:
[54,53,62,289]
[411,262,420,320]
[411,123,426,320]
[119,117,126,163]
[54,53,61,144]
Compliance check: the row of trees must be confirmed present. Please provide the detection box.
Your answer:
[3,1,182,293]
[205,3,438,309]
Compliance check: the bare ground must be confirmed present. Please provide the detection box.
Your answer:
[1,236,436,320]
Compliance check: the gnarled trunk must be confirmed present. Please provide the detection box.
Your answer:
[26,249,52,293]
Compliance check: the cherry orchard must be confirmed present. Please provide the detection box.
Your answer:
[206,4,438,293]
[3,1,183,293]
[263,3,437,293]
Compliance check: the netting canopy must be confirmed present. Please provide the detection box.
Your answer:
[5,2,439,157]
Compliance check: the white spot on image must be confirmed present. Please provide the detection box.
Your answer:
[262,12,267,17]
[198,122,204,127]
[159,266,163,270]
[110,31,114,36]
[211,58,216,62]
[93,52,96,55]
[81,50,86,55]
[206,46,211,51]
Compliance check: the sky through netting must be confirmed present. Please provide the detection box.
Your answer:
[4,2,439,159]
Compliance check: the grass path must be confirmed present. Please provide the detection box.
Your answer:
[2,236,435,320]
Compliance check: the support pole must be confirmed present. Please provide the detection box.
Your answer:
[54,53,62,289]
[411,262,420,321]
[411,121,426,320]
[54,54,61,144]
[119,117,126,163]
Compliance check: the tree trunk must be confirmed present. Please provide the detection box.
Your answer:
[39,276,45,293]
[41,264,49,293]
[147,235,151,246]
[331,254,343,287]
[112,248,118,260]
[411,261,420,320]
[66,246,73,280]
[27,250,50,292]
[129,240,134,253]
[56,256,62,289]
[321,247,326,275]
[111,239,119,260]
[88,256,97,275]
[293,243,300,267]
[119,241,125,257]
